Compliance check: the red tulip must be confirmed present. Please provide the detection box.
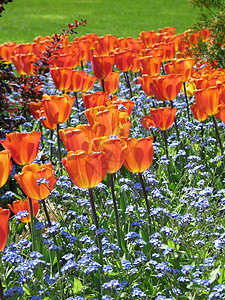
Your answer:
[194,86,219,116]
[92,55,114,80]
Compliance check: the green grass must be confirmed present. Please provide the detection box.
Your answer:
[0,0,199,43]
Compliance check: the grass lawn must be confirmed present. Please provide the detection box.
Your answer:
[0,0,199,43]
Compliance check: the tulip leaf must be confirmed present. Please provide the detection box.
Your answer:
[73,277,82,294]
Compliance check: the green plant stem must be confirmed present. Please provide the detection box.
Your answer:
[101,79,105,93]
[124,71,133,98]
[57,124,62,175]
[183,82,190,121]
[109,173,122,251]
[88,188,103,266]
[74,91,79,110]
[162,130,169,161]
[41,199,52,227]
[28,197,35,251]
[50,129,53,163]
[138,172,151,234]
[212,115,223,155]
[0,276,4,300]
[170,100,179,141]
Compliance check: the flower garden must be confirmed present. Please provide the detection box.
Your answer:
[0,12,225,300]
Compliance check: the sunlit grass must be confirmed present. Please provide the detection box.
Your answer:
[1,0,199,43]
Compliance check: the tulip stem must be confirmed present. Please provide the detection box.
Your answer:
[162,130,169,161]
[101,79,105,93]
[109,173,122,251]
[124,71,133,98]
[80,60,84,70]
[50,130,53,163]
[28,197,35,251]
[138,173,151,234]
[74,91,79,111]
[0,274,4,300]
[212,115,224,155]
[88,188,103,266]
[41,199,52,228]
[57,124,62,175]
[183,82,190,122]
[170,101,179,141]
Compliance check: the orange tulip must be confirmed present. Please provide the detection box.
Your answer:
[0,150,12,188]
[68,70,86,93]
[59,125,95,152]
[28,101,57,130]
[194,86,219,116]
[50,67,73,92]
[123,136,154,173]
[114,49,133,72]
[80,72,97,93]
[49,53,79,69]
[149,74,183,101]
[215,105,225,123]
[140,55,161,76]
[138,75,154,97]
[0,42,17,64]
[42,94,75,124]
[150,107,177,130]
[190,103,209,122]
[100,71,120,94]
[8,198,39,223]
[82,91,109,109]
[217,83,225,105]
[62,150,108,189]
[0,131,41,165]
[139,30,157,48]
[13,43,34,55]
[0,208,10,252]
[140,115,156,130]
[92,55,114,80]
[94,34,117,56]
[14,163,56,200]
[91,137,127,174]
[11,53,38,75]
[165,58,195,82]
[109,98,134,117]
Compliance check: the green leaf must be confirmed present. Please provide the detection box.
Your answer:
[73,277,82,294]
[209,265,221,283]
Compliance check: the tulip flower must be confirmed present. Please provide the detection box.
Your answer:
[0,42,17,64]
[149,74,183,101]
[150,107,177,131]
[140,115,156,130]
[140,55,161,76]
[114,49,133,72]
[91,136,127,250]
[123,136,153,174]
[0,150,12,188]
[138,75,154,97]
[0,208,10,252]
[14,163,56,201]
[92,55,114,93]
[11,53,38,75]
[59,125,95,153]
[91,136,127,174]
[50,67,73,93]
[190,103,209,122]
[49,53,79,69]
[62,150,108,264]
[8,198,39,223]
[28,101,57,130]
[139,30,157,48]
[100,71,120,94]
[42,93,75,125]
[194,86,223,154]
[94,34,117,56]
[82,91,109,109]
[123,136,154,230]
[0,131,41,165]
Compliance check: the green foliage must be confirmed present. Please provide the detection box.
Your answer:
[188,0,225,67]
